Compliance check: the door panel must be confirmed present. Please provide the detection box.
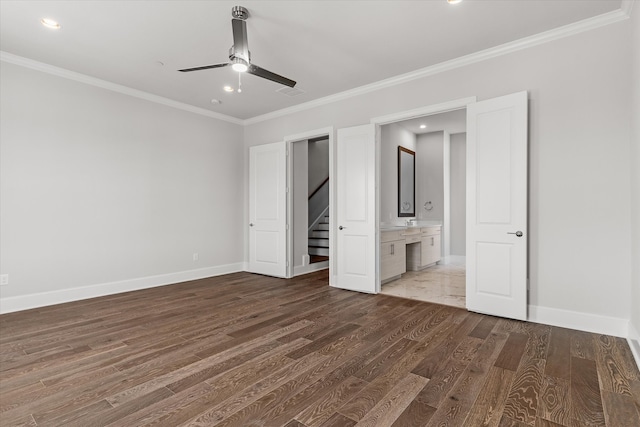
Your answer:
[249,142,287,277]
[334,124,377,293]
[467,91,528,320]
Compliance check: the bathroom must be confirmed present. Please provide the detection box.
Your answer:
[379,109,467,308]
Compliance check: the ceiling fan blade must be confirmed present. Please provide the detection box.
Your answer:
[247,64,297,88]
[232,19,249,61]
[178,63,229,72]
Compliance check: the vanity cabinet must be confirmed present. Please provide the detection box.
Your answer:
[380,230,406,282]
[407,226,442,270]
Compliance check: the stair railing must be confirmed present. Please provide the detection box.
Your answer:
[308,177,329,232]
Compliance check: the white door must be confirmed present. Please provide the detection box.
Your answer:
[249,142,287,277]
[333,124,377,293]
[466,91,528,320]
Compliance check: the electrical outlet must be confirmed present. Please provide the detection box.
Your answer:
[0,274,8,286]
[193,253,199,262]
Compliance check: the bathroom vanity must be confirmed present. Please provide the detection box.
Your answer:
[380,224,442,283]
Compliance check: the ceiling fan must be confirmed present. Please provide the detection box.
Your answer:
[178,6,297,88]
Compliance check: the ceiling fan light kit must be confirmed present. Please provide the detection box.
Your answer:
[178,5,296,88]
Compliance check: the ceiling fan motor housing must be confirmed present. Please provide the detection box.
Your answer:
[231,6,249,20]
[229,46,250,64]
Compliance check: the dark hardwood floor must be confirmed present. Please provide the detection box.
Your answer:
[1,270,638,426]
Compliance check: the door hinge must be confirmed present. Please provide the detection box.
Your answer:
[286,187,289,193]
[286,261,289,267]
[286,224,289,230]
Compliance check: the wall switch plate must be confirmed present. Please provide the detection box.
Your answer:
[0,274,8,286]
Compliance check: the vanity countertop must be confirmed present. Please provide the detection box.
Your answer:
[380,221,442,231]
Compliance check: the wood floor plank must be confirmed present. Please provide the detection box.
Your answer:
[464,366,515,427]
[544,328,572,380]
[537,375,570,426]
[0,269,638,426]
[318,412,357,427]
[294,375,368,427]
[502,357,545,425]
[494,333,528,371]
[353,372,429,427]
[601,389,640,427]
[593,334,634,395]
[570,356,605,426]
[425,329,509,426]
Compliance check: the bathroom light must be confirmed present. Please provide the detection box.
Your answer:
[41,18,61,29]
[223,86,234,92]
[420,124,427,129]
[231,58,248,73]
[447,0,462,4]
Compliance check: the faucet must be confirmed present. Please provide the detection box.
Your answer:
[406,219,415,226]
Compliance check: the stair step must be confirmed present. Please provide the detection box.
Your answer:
[310,230,329,238]
[308,237,329,247]
[308,246,330,256]
[316,223,329,231]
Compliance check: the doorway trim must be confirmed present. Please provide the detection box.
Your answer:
[284,126,334,278]
[369,96,476,292]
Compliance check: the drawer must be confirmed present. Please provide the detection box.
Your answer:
[381,230,405,243]
[404,234,421,244]
[421,226,441,236]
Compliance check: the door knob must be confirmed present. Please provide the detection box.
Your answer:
[339,226,345,230]
[507,231,523,237]
[249,223,254,227]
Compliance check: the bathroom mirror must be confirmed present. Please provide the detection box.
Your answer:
[398,146,415,217]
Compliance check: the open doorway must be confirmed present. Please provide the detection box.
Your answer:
[378,109,467,308]
[288,134,330,277]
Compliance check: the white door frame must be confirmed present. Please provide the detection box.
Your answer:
[285,127,334,278]
[369,97,477,293]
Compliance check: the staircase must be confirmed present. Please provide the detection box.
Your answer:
[308,214,329,257]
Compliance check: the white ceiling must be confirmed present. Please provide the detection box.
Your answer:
[396,109,467,136]
[0,1,621,120]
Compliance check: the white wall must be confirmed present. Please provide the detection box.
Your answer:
[292,141,309,268]
[416,132,445,222]
[244,20,633,328]
[0,61,245,310]
[629,5,640,349]
[450,133,466,256]
[380,123,416,223]
[308,138,329,194]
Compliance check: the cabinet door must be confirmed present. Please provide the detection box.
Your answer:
[421,234,441,266]
[381,241,406,281]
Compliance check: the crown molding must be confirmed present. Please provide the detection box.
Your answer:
[621,0,635,17]
[243,7,630,126]
[0,51,243,126]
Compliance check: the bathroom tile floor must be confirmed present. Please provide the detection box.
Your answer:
[380,257,466,308]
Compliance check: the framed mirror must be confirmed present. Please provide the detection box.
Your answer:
[398,146,415,217]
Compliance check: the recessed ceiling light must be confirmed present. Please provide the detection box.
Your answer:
[223,86,234,92]
[41,18,61,29]
[447,0,462,4]
[420,124,427,129]
[211,99,222,104]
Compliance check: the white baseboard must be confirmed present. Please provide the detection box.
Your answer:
[628,321,640,371]
[0,263,244,314]
[528,305,628,338]
[441,255,466,265]
[293,261,329,277]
